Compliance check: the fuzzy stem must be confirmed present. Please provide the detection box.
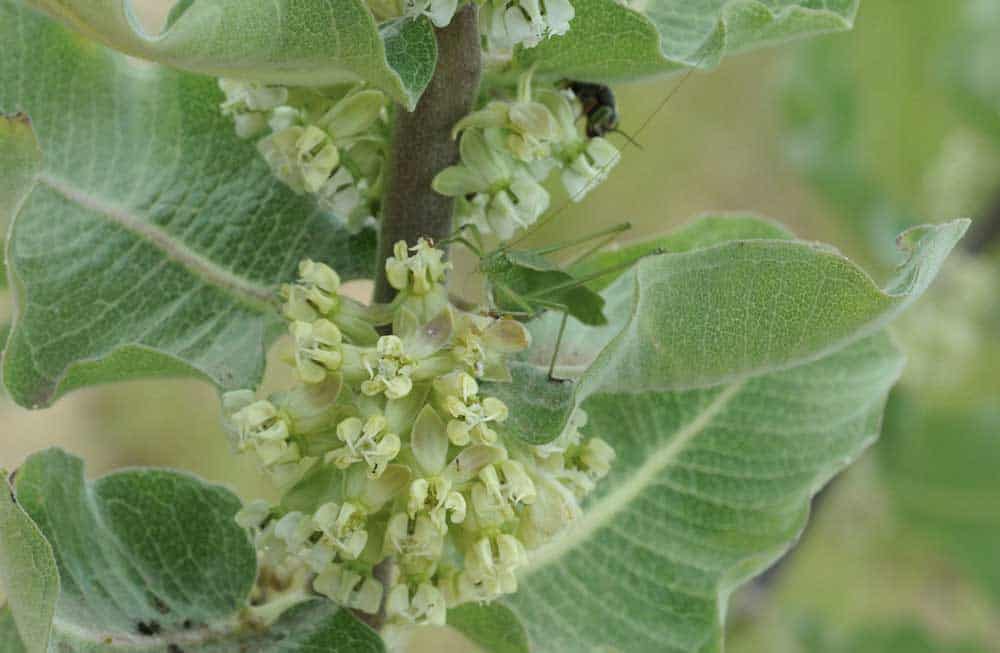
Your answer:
[373,6,483,303]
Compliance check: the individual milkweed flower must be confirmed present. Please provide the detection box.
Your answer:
[578,437,615,479]
[386,582,447,626]
[468,460,536,528]
[356,310,455,398]
[235,499,272,530]
[290,319,343,383]
[407,406,496,532]
[273,511,316,553]
[461,533,528,600]
[218,79,289,138]
[561,137,620,200]
[316,89,386,144]
[452,68,560,163]
[314,564,384,614]
[385,513,445,578]
[316,167,372,233]
[435,372,509,445]
[402,0,459,27]
[433,129,549,239]
[537,89,620,200]
[479,0,575,49]
[281,259,381,346]
[518,472,581,548]
[451,311,531,381]
[313,501,370,560]
[258,124,340,194]
[326,415,401,478]
[385,238,451,297]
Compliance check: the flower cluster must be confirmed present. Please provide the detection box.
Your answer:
[433,70,620,238]
[218,80,388,233]
[225,241,614,626]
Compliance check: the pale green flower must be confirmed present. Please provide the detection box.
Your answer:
[433,129,549,239]
[314,565,384,613]
[218,79,288,138]
[518,473,580,548]
[436,372,509,445]
[561,136,620,200]
[385,238,450,296]
[234,499,272,530]
[290,319,343,383]
[480,0,574,49]
[402,0,459,27]
[386,582,447,626]
[325,415,401,478]
[451,311,531,381]
[258,125,340,194]
[358,310,454,399]
[317,89,386,142]
[385,513,445,578]
[453,69,560,162]
[313,501,369,560]
[282,259,341,321]
[461,534,527,600]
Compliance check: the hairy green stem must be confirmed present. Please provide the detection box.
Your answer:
[373,6,483,303]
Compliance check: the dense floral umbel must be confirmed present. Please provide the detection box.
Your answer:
[218,80,388,233]
[226,243,614,626]
[433,70,620,238]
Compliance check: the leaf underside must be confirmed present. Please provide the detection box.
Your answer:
[20,0,437,109]
[493,215,965,652]
[0,448,384,653]
[0,2,376,408]
[513,0,859,82]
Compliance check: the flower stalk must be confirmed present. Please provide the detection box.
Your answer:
[373,5,484,304]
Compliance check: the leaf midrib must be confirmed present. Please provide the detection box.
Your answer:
[519,380,745,577]
[36,172,277,310]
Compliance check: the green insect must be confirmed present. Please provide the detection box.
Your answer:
[445,221,653,379]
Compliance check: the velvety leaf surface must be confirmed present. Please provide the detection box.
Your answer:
[449,603,531,653]
[482,361,575,445]
[0,2,376,408]
[0,473,58,653]
[514,0,858,82]
[0,113,42,291]
[21,0,436,109]
[492,217,964,652]
[580,220,967,395]
[2,448,384,652]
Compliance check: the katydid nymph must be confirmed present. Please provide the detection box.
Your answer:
[444,221,658,379]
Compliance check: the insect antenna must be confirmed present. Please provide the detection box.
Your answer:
[528,221,632,257]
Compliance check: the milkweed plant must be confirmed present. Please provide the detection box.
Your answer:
[0,1,971,652]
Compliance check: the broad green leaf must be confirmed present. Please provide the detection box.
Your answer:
[4,448,384,652]
[0,472,58,653]
[449,603,530,653]
[0,113,41,291]
[513,0,858,82]
[496,217,964,652]
[482,361,575,445]
[0,607,27,653]
[0,2,376,408]
[23,1,437,109]
[508,333,904,652]
[571,213,794,292]
[581,220,968,395]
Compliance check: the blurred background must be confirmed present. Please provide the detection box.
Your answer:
[2,0,998,650]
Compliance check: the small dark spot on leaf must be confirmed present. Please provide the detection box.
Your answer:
[136,620,161,636]
[168,645,184,653]
[149,593,170,614]
[182,619,193,630]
